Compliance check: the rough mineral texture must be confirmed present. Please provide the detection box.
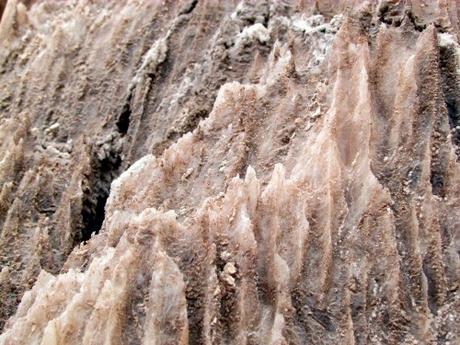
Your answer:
[0,0,459,344]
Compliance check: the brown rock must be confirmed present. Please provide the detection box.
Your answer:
[0,1,459,344]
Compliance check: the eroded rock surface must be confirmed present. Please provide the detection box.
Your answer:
[0,0,459,344]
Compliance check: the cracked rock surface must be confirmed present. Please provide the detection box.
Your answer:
[0,0,459,344]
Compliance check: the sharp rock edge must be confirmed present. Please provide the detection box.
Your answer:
[0,0,459,344]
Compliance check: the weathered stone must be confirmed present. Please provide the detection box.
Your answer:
[0,1,459,344]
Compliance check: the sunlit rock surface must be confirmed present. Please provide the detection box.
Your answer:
[0,0,459,344]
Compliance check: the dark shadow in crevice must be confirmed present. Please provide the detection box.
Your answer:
[116,93,132,135]
[80,186,108,242]
[179,0,198,16]
[79,144,122,243]
[422,259,439,314]
[439,43,460,158]
[405,10,426,32]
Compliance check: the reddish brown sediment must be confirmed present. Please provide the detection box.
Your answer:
[0,1,459,344]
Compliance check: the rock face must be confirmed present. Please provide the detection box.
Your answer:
[0,0,459,344]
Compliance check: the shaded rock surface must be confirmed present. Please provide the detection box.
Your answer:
[0,0,459,344]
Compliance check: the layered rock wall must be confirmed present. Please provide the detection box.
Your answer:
[0,0,459,344]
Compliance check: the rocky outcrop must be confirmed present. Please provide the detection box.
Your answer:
[0,0,459,344]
